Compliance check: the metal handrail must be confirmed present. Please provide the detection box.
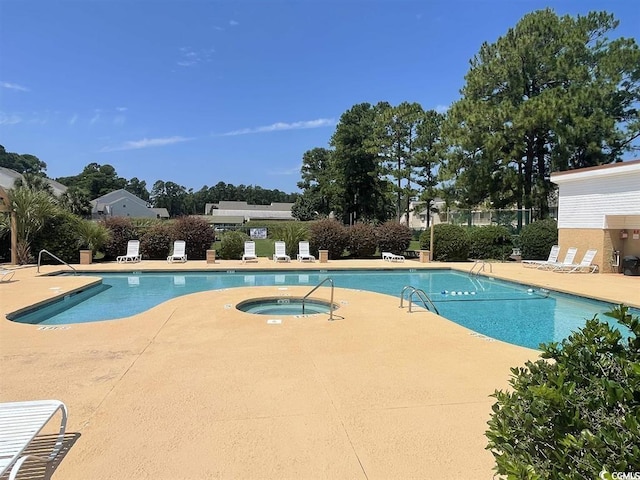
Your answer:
[399,285,439,315]
[469,260,492,276]
[302,277,334,320]
[37,249,77,274]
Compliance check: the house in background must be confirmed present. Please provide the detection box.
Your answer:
[551,159,640,274]
[204,201,294,228]
[0,166,68,196]
[92,189,169,220]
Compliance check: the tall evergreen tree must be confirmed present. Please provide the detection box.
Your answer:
[443,9,640,219]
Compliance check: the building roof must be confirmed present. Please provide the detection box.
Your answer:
[0,167,68,197]
[551,159,640,183]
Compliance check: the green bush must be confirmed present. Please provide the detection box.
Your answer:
[140,223,173,260]
[218,230,249,259]
[420,223,470,261]
[272,222,309,258]
[376,221,412,255]
[468,225,513,260]
[519,219,558,260]
[102,217,138,260]
[74,219,111,254]
[486,305,640,479]
[32,210,81,264]
[348,223,378,258]
[171,216,216,260]
[309,219,348,259]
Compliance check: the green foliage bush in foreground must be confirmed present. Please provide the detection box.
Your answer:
[486,305,640,479]
[420,223,470,261]
[519,219,558,260]
[172,216,216,260]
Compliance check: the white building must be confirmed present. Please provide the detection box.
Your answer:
[551,159,640,274]
[0,167,68,196]
[205,201,294,225]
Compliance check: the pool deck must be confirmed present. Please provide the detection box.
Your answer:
[0,259,638,479]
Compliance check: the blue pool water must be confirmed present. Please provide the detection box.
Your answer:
[10,269,636,349]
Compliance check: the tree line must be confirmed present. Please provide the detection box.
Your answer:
[294,9,640,225]
[2,9,639,225]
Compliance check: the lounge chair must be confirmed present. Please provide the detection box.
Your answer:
[296,241,315,262]
[116,240,141,263]
[539,247,577,271]
[273,241,291,262]
[553,249,599,273]
[167,240,187,263]
[521,245,560,268]
[242,241,258,263]
[0,268,15,282]
[382,251,405,262]
[0,400,68,480]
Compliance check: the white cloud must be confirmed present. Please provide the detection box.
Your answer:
[1,81,29,92]
[177,46,215,67]
[229,20,239,26]
[116,107,128,112]
[69,114,78,125]
[90,112,101,125]
[220,118,335,136]
[113,115,126,126]
[435,104,449,113]
[268,165,301,176]
[101,136,192,152]
[0,112,22,125]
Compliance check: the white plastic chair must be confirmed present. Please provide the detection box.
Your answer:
[382,251,405,262]
[296,241,315,262]
[554,249,598,273]
[242,241,258,263]
[521,245,560,268]
[167,240,187,263]
[116,240,141,263]
[0,400,68,480]
[0,268,15,282]
[539,247,577,271]
[273,241,291,262]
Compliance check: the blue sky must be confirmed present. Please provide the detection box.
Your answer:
[1,0,638,194]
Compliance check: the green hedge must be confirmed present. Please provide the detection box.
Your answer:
[468,225,513,260]
[420,224,470,261]
[309,219,348,259]
[519,219,558,260]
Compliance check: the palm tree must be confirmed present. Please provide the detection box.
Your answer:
[7,187,59,264]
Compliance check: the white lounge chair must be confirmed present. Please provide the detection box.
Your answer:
[522,245,560,268]
[554,249,599,273]
[0,268,15,282]
[0,400,68,480]
[167,240,187,263]
[539,247,577,271]
[242,241,258,263]
[296,241,315,262]
[273,241,291,262]
[382,251,405,262]
[116,240,141,263]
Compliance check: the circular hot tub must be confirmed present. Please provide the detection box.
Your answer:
[236,297,336,316]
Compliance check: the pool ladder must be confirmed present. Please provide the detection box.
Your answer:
[37,249,77,274]
[469,260,492,276]
[399,285,439,315]
[302,277,335,321]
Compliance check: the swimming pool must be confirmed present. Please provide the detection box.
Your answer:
[9,269,635,349]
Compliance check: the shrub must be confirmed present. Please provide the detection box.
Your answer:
[218,230,249,259]
[376,221,412,255]
[140,223,173,260]
[420,223,470,261]
[348,223,378,258]
[309,219,348,259]
[171,216,216,260]
[519,219,558,260]
[32,210,82,264]
[74,219,111,254]
[102,217,138,260]
[468,225,513,260]
[272,222,309,258]
[486,305,640,478]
